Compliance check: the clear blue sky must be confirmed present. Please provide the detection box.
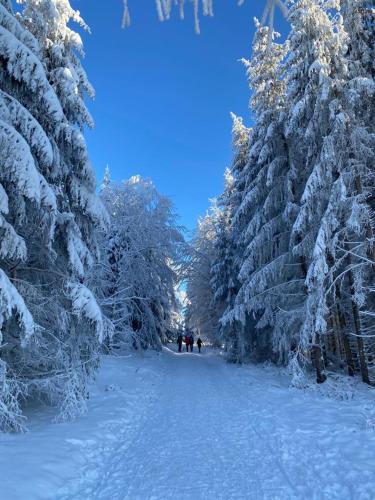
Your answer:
[77,0,288,231]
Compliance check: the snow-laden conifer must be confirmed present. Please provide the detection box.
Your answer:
[0,0,106,430]
[210,114,251,360]
[279,0,349,380]
[221,21,291,363]
[0,0,63,430]
[310,0,375,382]
[14,0,108,420]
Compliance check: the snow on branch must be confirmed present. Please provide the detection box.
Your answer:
[0,269,35,346]
[66,282,104,343]
[122,0,289,34]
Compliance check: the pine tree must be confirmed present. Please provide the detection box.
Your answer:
[222,21,291,364]
[0,0,69,429]
[211,114,251,361]
[278,0,349,382]
[291,0,375,384]
[17,0,108,418]
[340,0,375,383]
[0,0,107,430]
[313,0,375,383]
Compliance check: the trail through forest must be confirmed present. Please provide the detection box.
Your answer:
[1,348,375,500]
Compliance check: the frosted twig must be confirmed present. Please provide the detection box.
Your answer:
[121,0,289,35]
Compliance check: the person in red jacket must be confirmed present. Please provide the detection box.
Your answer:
[185,335,190,352]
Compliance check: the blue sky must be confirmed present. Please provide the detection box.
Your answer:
[77,0,288,231]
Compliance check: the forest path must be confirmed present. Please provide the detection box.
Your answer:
[56,347,375,500]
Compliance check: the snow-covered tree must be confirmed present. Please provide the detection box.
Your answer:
[339,0,375,383]
[19,0,107,418]
[20,0,94,128]
[0,0,106,430]
[219,21,291,364]
[210,114,251,361]
[0,0,62,430]
[311,0,375,383]
[276,0,349,382]
[186,205,222,342]
[94,174,184,351]
[280,0,375,384]
[208,0,375,384]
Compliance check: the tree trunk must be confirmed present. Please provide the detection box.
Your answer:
[313,334,327,384]
[326,252,356,377]
[347,264,370,384]
[335,296,356,377]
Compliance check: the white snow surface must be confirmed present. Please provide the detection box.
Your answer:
[1,348,375,500]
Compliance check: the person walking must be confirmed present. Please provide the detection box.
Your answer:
[189,334,194,352]
[197,338,203,353]
[177,334,183,353]
[185,334,190,352]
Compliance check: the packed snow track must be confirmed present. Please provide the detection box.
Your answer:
[1,348,375,500]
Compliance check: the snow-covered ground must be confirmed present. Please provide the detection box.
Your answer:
[1,347,375,500]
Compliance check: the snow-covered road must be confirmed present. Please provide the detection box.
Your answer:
[1,348,375,499]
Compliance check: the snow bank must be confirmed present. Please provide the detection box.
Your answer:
[0,352,164,500]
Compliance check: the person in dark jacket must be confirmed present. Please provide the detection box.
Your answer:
[177,334,183,353]
[197,338,203,353]
[185,335,190,352]
[189,334,194,352]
